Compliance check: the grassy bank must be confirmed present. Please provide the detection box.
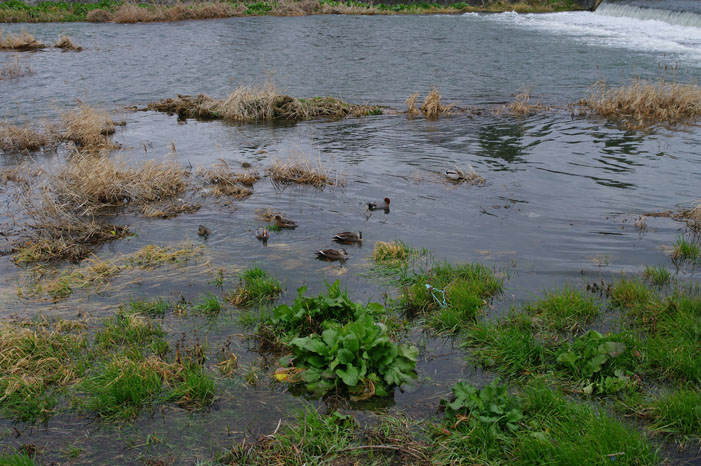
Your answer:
[0,0,585,23]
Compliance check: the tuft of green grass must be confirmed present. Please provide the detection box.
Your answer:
[127,297,169,318]
[404,262,503,332]
[166,363,215,408]
[192,293,223,316]
[94,311,167,353]
[609,277,656,309]
[265,223,282,232]
[672,236,700,265]
[523,286,600,333]
[0,452,36,466]
[649,388,701,438]
[226,267,282,308]
[643,265,672,287]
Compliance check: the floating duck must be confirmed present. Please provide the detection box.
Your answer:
[197,225,210,238]
[274,215,297,229]
[255,228,269,241]
[333,231,362,244]
[445,170,462,181]
[368,197,390,211]
[316,248,348,261]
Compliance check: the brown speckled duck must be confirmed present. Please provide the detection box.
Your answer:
[255,228,269,241]
[333,231,362,244]
[316,248,348,261]
[274,215,297,229]
[197,225,211,238]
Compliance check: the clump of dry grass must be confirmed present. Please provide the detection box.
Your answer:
[61,102,121,151]
[445,165,486,186]
[128,242,201,269]
[268,156,342,188]
[0,121,57,152]
[197,161,258,199]
[110,2,245,23]
[53,35,82,51]
[40,255,122,299]
[255,208,280,222]
[141,200,200,219]
[421,88,454,119]
[373,240,409,262]
[499,90,549,117]
[0,54,32,80]
[405,92,420,118]
[51,154,186,215]
[147,82,381,122]
[0,29,45,50]
[579,79,701,129]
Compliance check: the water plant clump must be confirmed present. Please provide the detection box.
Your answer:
[197,162,257,198]
[0,121,56,152]
[146,81,381,123]
[226,267,282,307]
[522,286,600,333]
[648,388,701,438]
[0,29,45,50]
[278,313,418,399]
[268,155,343,188]
[0,54,32,80]
[643,265,672,287]
[127,297,170,318]
[672,235,700,266]
[405,88,456,119]
[53,34,81,51]
[579,79,701,129]
[94,311,167,353]
[192,293,224,317]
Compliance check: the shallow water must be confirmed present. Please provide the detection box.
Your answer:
[1,9,700,465]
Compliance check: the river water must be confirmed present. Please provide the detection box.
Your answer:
[0,8,699,465]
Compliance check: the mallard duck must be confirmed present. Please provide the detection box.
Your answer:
[333,231,362,244]
[445,170,461,181]
[197,225,210,238]
[274,215,297,229]
[255,228,269,241]
[316,248,348,261]
[368,197,390,211]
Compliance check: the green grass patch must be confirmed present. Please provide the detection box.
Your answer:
[0,452,36,466]
[94,311,167,355]
[435,381,658,465]
[402,262,503,332]
[649,387,701,438]
[0,318,88,422]
[226,267,282,307]
[672,235,700,265]
[643,265,672,287]
[192,293,223,317]
[126,297,169,318]
[523,286,600,333]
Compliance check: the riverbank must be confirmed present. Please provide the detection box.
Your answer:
[0,0,587,23]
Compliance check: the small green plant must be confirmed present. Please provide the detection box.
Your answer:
[672,236,700,265]
[192,293,223,316]
[443,378,523,434]
[265,223,282,232]
[94,311,166,351]
[0,452,36,466]
[643,265,671,287]
[127,297,169,318]
[226,267,282,307]
[555,330,636,394]
[279,314,418,399]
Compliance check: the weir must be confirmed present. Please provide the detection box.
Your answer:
[596,0,701,27]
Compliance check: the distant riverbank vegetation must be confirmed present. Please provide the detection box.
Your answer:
[0,0,585,23]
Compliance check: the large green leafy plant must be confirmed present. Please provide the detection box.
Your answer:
[279,314,418,399]
[443,378,523,433]
[555,330,635,394]
[271,281,383,337]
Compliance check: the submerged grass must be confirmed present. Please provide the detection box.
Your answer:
[0,54,32,80]
[226,267,282,307]
[0,121,56,152]
[649,388,701,438]
[579,79,701,129]
[499,90,550,117]
[53,34,82,51]
[197,162,256,199]
[0,318,87,422]
[60,102,120,151]
[522,286,600,333]
[268,156,343,188]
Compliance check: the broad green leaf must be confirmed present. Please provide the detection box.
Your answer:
[598,341,626,358]
[336,365,360,387]
[337,348,355,364]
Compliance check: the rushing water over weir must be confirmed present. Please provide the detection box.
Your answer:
[597,0,701,27]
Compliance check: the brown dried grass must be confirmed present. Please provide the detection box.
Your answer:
[147,82,381,122]
[579,79,701,129]
[0,29,45,50]
[0,54,32,80]
[111,2,244,23]
[445,165,486,186]
[421,88,454,119]
[499,90,549,116]
[51,153,186,215]
[405,92,420,118]
[61,102,120,151]
[268,156,342,188]
[53,35,82,51]
[0,121,57,152]
[198,161,257,199]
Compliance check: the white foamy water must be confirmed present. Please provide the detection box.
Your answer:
[597,2,701,28]
[463,10,701,66]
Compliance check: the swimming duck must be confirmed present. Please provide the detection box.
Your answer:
[255,228,269,241]
[273,215,297,229]
[333,231,362,244]
[197,225,211,238]
[445,170,461,181]
[316,248,348,261]
[368,197,390,211]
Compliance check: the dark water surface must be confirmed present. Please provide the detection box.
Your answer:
[1,10,700,465]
